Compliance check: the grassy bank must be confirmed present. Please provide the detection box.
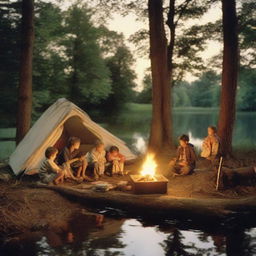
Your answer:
[125,103,219,113]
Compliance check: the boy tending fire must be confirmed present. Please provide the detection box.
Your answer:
[169,134,197,176]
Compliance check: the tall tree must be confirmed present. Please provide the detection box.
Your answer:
[148,0,172,152]
[16,0,34,144]
[217,0,239,156]
[63,4,111,108]
[147,0,209,152]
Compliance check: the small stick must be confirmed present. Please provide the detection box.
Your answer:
[216,157,223,191]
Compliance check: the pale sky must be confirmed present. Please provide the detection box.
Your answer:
[50,0,223,90]
[107,5,222,90]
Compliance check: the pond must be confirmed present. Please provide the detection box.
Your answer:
[1,107,256,160]
[1,206,256,256]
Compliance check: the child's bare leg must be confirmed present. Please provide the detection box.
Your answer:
[76,166,82,178]
[81,159,88,178]
[120,162,124,175]
[67,168,78,180]
[54,172,64,185]
[93,162,100,180]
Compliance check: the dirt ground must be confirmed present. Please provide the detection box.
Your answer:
[1,153,256,240]
[0,182,103,241]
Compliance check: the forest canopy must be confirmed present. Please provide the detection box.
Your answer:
[0,0,255,128]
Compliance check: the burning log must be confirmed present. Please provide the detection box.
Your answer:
[130,154,168,194]
[138,175,156,182]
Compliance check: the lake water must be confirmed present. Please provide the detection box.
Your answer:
[1,206,256,256]
[1,108,256,160]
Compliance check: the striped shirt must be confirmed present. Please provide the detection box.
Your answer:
[39,158,61,178]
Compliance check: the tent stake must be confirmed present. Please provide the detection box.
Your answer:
[216,156,223,191]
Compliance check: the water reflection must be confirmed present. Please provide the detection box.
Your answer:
[2,211,256,256]
[100,110,256,153]
[1,110,256,160]
[120,219,167,256]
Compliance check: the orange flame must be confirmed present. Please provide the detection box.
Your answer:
[140,154,157,177]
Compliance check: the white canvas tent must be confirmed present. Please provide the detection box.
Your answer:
[9,98,136,175]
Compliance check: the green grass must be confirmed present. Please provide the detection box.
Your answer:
[125,103,219,113]
[0,128,16,138]
[125,103,152,112]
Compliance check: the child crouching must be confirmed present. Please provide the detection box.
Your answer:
[39,147,65,185]
[106,146,125,176]
[86,140,106,180]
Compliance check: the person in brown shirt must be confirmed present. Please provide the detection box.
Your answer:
[169,134,197,176]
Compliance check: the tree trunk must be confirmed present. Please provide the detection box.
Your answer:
[217,0,238,156]
[16,0,34,145]
[148,0,172,152]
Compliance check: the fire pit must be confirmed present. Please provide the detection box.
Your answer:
[129,154,168,194]
[130,174,168,194]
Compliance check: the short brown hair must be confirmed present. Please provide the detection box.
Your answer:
[208,126,217,133]
[45,147,58,158]
[94,139,104,148]
[109,146,119,153]
[179,134,189,142]
[67,137,81,148]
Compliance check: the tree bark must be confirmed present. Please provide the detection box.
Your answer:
[16,0,34,145]
[148,0,172,152]
[217,0,238,156]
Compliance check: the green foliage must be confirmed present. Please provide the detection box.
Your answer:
[237,67,256,111]
[62,4,111,107]
[0,1,137,126]
[137,71,221,108]
[188,71,221,107]
[135,74,152,104]
[173,81,191,107]
[100,45,137,111]
[238,1,256,67]
[0,0,21,126]
[33,1,67,115]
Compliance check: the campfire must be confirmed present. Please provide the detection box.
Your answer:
[139,154,157,181]
[130,153,168,194]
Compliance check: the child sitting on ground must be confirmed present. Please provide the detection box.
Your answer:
[201,126,220,161]
[39,147,65,185]
[86,140,106,180]
[106,146,126,176]
[58,137,92,182]
[169,134,197,176]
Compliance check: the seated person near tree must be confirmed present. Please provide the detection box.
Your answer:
[169,134,197,176]
[39,147,65,185]
[86,140,106,180]
[58,136,91,181]
[201,126,220,161]
[106,146,125,176]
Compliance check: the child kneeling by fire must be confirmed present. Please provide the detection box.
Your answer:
[168,134,197,176]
